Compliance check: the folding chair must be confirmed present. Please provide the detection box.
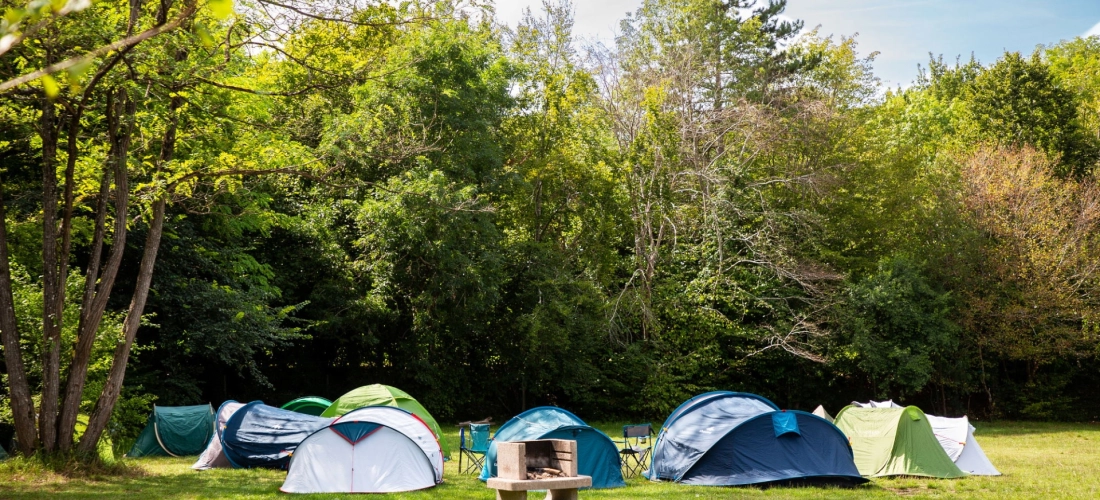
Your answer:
[618,423,653,478]
[458,423,491,474]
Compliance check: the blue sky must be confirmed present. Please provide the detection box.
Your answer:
[495,0,1100,87]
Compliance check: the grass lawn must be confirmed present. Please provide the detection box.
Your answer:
[0,421,1096,499]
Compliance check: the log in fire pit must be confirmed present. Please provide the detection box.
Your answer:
[487,439,592,500]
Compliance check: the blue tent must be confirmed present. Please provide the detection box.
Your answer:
[221,401,334,469]
[479,407,624,489]
[646,391,866,486]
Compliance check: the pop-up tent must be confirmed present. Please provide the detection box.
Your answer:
[479,406,624,489]
[193,401,245,470]
[127,404,214,457]
[926,415,1000,475]
[813,405,834,423]
[322,384,449,456]
[833,405,966,478]
[281,406,444,494]
[646,392,865,486]
[192,401,333,469]
[850,401,1000,476]
[280,397,332,416]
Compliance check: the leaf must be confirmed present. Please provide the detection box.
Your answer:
[193,22,214,48]
[66,56,93,79]
[207,0,233,20]
[62,0,91,14]
[40,73,59,97]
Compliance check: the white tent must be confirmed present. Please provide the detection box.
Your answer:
[192,401,245,470]
[852,399,902,408]
[812,405,834,422]
[926,414,1001,476]
[280,405,444,494]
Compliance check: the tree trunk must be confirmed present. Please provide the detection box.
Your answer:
[0,181,38,456]
[77,198,164,455]
[57,89,133,451]
[77,76,182,454]
[39,96,62,452]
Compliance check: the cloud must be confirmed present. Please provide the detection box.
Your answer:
[1086,20,1100,37]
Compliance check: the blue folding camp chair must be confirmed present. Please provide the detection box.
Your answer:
[618,423,653,478]
[458,423,491,474]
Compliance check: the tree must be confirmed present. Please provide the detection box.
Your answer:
[840,257,959,398]
[0,0,419,458]
[966,52,1097,177]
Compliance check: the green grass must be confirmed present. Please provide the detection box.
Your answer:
[0,421,1096,499]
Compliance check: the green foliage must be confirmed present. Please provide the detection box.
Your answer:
[838,257,958,398]
[6,0,1100,430]
[964,52,1097,176]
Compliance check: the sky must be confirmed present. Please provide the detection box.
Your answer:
[494,0,1100,87]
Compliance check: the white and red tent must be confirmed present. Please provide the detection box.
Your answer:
[280,405,444,494]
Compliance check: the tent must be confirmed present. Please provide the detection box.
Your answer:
[479,406,624,489]
[281,406,444,493]
[646,392,865,486]
[322,384,449,456]
[127,404,214,457]
[850,401,1000,476]
[193,401,333,469]
[833,405,967,478]
[280,397,332,416]
[812,405,834,423]
[926,415,1001,475]
[193,401,245,470]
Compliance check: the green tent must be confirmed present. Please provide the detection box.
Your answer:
[322,384,450,456]
[280,396,333,416]
[833,405,967,478]
[127,404,215,458]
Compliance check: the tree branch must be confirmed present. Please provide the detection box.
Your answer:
[0,1,198,94]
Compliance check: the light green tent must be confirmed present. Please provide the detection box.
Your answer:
[833,405,966,478]
[322,384,450,456]
[127,404,215,458]
[280,396,333,416]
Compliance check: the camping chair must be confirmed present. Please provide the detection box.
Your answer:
[618,423,653,478]
[458,423,491,474]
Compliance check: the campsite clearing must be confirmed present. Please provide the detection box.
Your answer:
[0,421,1096,499]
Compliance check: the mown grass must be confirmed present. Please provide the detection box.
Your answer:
[0,421,1096,499]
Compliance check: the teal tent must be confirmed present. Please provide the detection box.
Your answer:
[127,404,215,457]
[280,397,332,416]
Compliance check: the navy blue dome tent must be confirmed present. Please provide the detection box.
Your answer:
[220,401,333,469]
[479,407,625,489]
[646,392,866,486]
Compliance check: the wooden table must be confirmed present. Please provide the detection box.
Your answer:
[486,475,593,500]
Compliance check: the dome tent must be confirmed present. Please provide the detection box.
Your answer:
[925,415,1000,476]
[192,401,245,470]
[192,401,333,469]
[322,384,449,456]
[850,401,999,476]
[834,405,967,478]
[281,406,444,494]
[280,396,332,416]
[127,404,214,458]
[478,406,625,489]
[646,392,864,486]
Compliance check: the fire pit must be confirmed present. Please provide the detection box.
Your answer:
[486,439,592,500]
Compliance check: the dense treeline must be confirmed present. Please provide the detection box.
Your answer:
[2,0,1100,454]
